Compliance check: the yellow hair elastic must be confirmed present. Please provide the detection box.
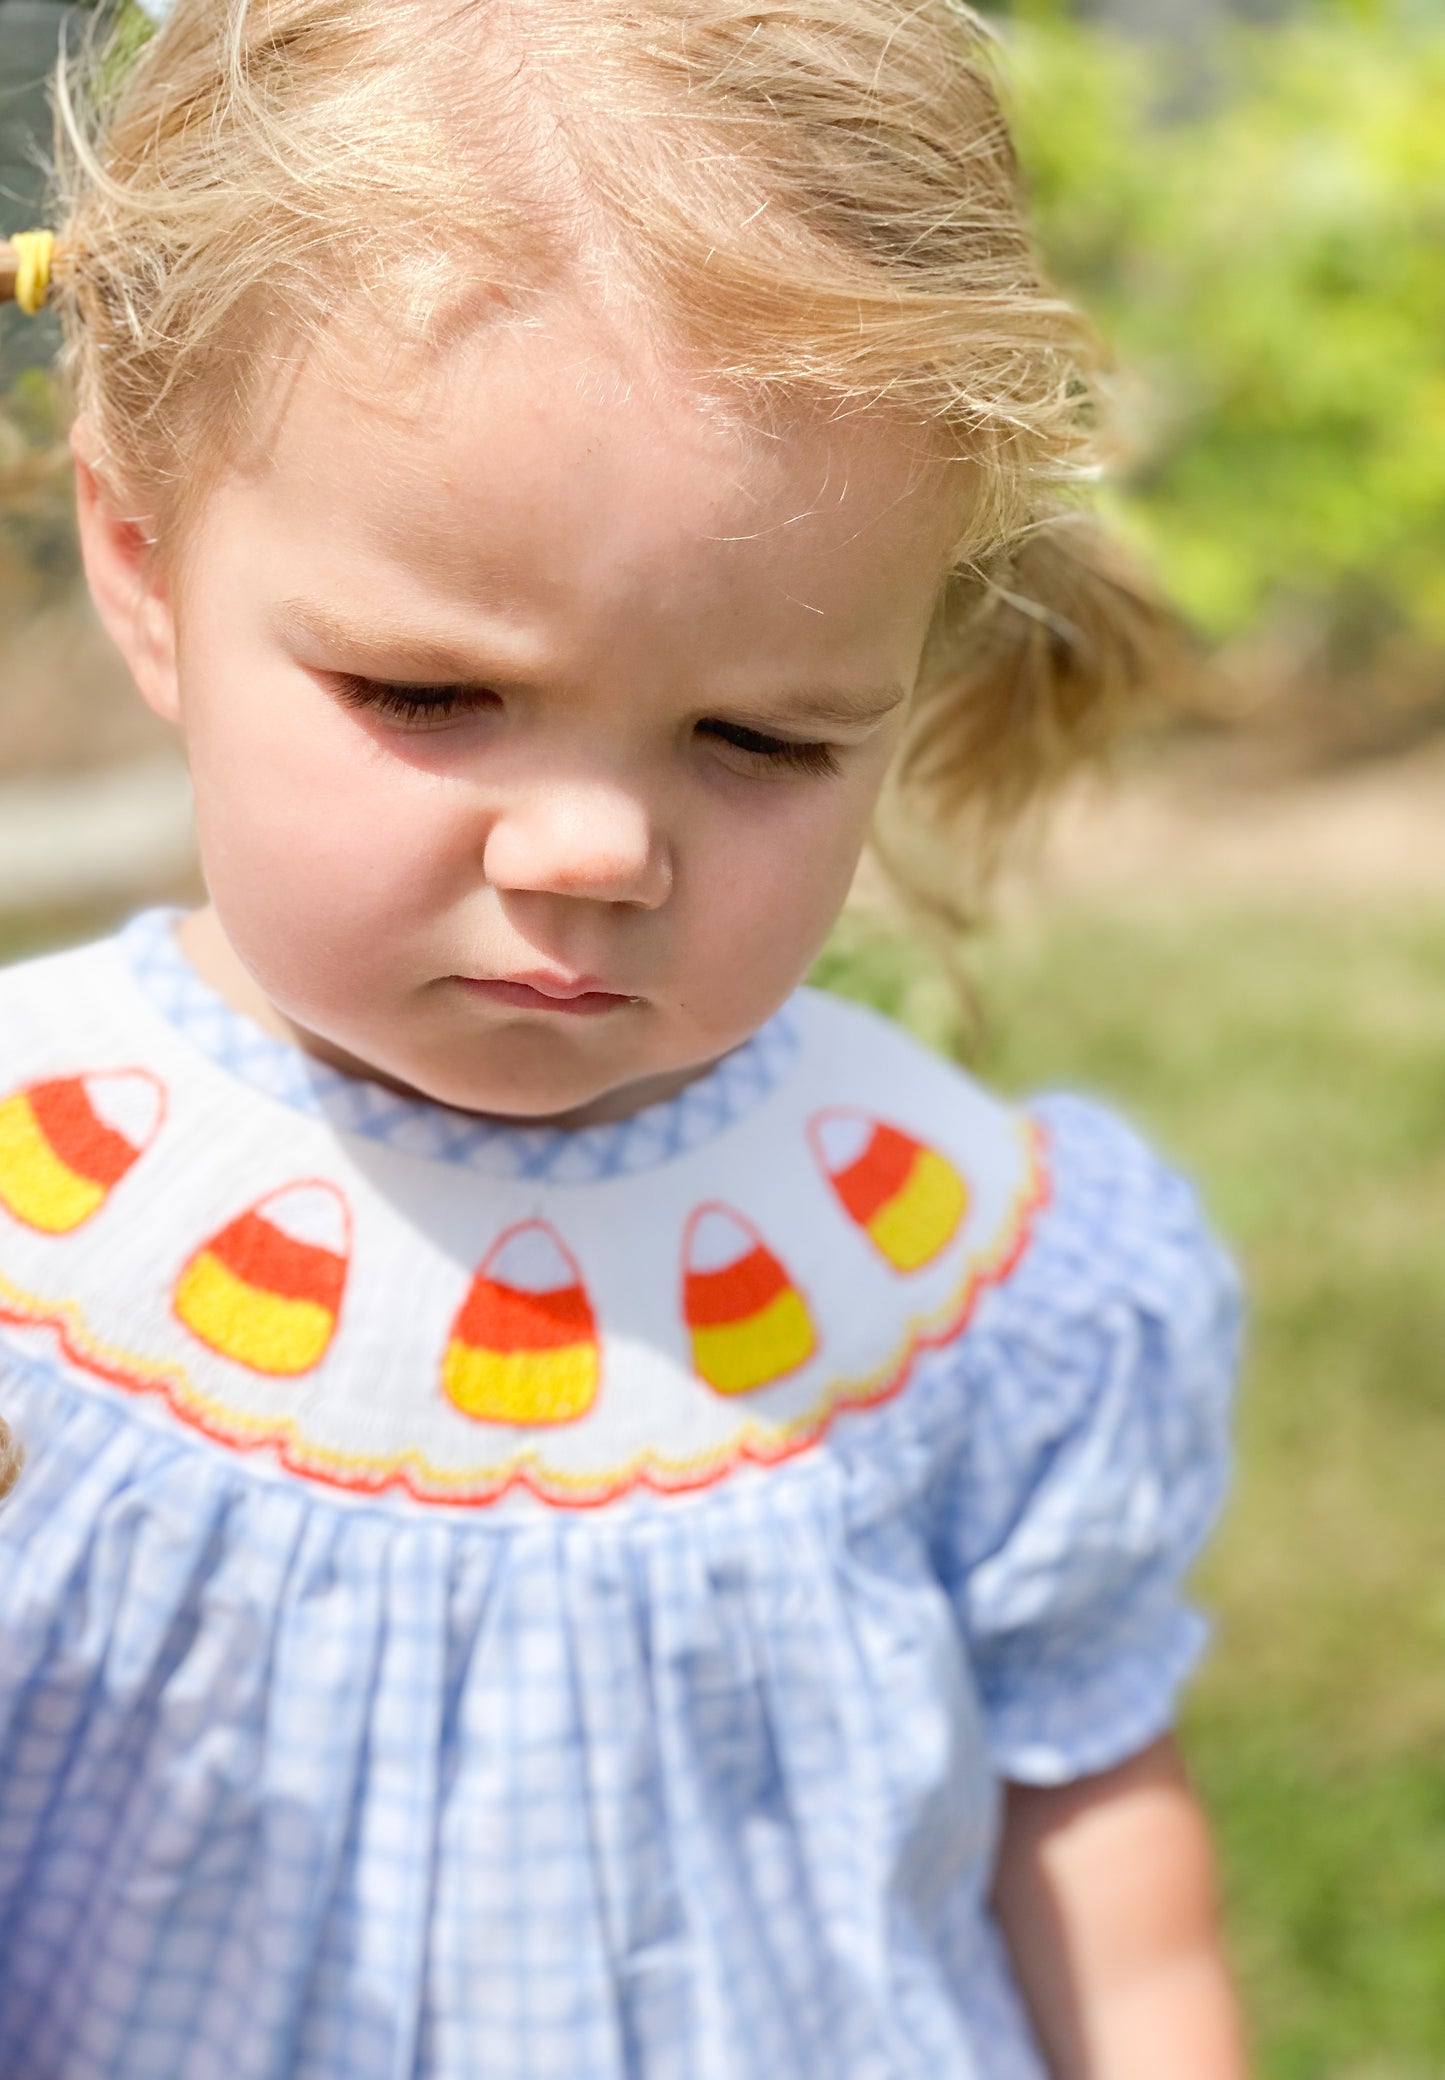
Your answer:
[8,230,56,317]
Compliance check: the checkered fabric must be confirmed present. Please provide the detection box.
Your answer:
[0,939,1239,2080]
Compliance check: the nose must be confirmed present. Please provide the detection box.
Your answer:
[481,780,673,909]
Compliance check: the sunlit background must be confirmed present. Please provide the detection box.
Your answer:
[3,2,1444,2071]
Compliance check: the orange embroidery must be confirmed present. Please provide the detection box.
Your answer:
[0,1071,165,1234]
[0,1126,1048,1512]
[683,1204,816,1396]
[174,1182,351,1377]
[443,1222,599,1426]
[810,1111,969,1273]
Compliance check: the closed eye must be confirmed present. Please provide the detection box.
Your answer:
[698,718,841,778]
[329,674,500,728]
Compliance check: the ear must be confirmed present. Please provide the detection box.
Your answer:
[71,423,182,725]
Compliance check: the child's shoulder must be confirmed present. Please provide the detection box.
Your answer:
[794,981,1238,1355]
[802,994,1245,1786]
[0,922,178,1249]
[793,977,1187,1207]
[0,924,135,1043]
[789,980,1024,1175]
[0,925,169,1146]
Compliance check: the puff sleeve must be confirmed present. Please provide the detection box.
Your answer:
[934,1096,1241,1787]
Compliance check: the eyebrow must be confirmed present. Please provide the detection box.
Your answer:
[277,597,907,725]
[764,686,909,730]
[275,599,496,683]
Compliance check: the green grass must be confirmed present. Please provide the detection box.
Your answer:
[816,901,1445,2080]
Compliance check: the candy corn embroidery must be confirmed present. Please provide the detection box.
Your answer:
[443,1222,599,1426]
[0,1071,165,1235]
[174,1182,350,1377]
[809,1111,969,1273]
[0,1118,1047,1510]
[683,1204,816,1396]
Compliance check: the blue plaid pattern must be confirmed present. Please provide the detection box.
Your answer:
[0,1095,1238,2079]
[122,910,800,1185]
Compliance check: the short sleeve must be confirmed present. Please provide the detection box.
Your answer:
[935,1095,1241,1787]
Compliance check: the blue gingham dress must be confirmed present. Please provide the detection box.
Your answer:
[0,916,1238,2080]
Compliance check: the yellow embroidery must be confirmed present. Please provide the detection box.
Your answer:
[691,1289,814,1397]
[0,1094,105,1234]
[444,1343,599,1426]
[175,1255,335,1378]
[682,1204,817,1398]
[442,1222,600,1427]
[810,1111,970,1274]
[867,1149,970,1273]
[172,1183,349,1379]
[0,1124,1046,1510]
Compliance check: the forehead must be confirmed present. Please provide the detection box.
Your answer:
[372,305,935,495]
[209,293,966,665]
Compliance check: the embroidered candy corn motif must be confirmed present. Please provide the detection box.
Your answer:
[443,1222,599,1427]
[0,1071,164,1234]
[810,1111,968,1274]
[175,1182,350,1377]
[683,1204,815,1397]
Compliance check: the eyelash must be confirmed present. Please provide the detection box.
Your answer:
[330,676,492,727]
[331,677,841,776]
[698,720,841,778]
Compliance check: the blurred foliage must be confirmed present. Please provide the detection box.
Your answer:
[0,2,148,611]
[999,0,1445,699]
[0,367,74,623]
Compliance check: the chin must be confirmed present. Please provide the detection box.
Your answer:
[278,1001,618,1122]
[387,1051,629,1126]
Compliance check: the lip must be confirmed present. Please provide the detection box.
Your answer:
[452,975,636,1017]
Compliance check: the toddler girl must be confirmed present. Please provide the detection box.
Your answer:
[0,3,1245,2075]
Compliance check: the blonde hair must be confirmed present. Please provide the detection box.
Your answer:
[44,0,1179,898]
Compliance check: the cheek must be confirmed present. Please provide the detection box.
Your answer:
[683,778,876,987]
[183,666,468,951]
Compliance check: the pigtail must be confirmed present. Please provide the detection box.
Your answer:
[0,1412,23,1504]
[877,517,1197,931]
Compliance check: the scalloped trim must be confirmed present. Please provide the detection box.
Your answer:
[0,1123,1049,1511]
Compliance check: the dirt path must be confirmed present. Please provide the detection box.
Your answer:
[1013,745,1445,908]
[0,754,196,914]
